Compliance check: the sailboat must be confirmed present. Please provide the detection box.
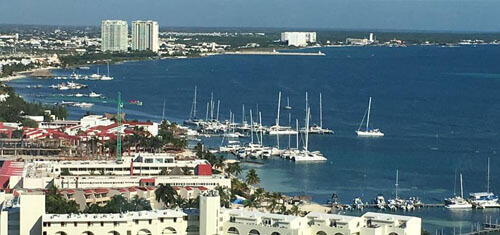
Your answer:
[309,93,334,134]
[184,86,201,126]
[469,158,500,208]
[268,92,297,135]
[356,96,384,137]
[100,62,114,80]
[445,173,472,209]
[89,67,102,79]
[284,96,292,110]
[290,107,327,162]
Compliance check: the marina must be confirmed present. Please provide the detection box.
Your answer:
[7,45,500,233]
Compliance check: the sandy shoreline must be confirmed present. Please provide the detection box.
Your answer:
[0,67,59,82]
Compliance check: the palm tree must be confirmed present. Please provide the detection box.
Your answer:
[245,169,260,186]
[182,166,191,175]
[155,184,177,208]
[287,205,301,216]
[254,188,266,203]
[174,196,187,208]
[129,195,152,211]
[214,155,225,171]
[215,186,231,208]
[226,163,242,176]
[243,194,259,208]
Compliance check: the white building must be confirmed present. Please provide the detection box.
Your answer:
[131,21,159,53]
[101,20,129,52]
[0,191,422,235]
[281,32,317,47]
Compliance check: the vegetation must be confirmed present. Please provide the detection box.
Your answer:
[60,51,158,67]
[45,185,79,214]
[245,169,260,186]
[154,183,199,209]
[0,63,36,77]
[0,82,67,123]
[83,195,151,213]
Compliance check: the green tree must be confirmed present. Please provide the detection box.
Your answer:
[226,163,242,176]
[245,169,260,186]
[45,185,79,214]
[155,184,177,208]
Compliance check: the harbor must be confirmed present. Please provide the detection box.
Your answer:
[6,45,500,233]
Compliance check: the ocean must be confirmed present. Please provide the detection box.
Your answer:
[8,45,500,233]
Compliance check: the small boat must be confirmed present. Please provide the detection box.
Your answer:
[445,174,472,209]
[129,100,143,106]
[89,92,102,98]
[78,66,90,70]
[89,67,102,79]
[100,62,114,80]
[74,93,84,97]
[73,102,94,108]
[356,96,384,137]
[374,194,387,210]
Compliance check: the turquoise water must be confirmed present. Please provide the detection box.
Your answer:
[8,45,500,233]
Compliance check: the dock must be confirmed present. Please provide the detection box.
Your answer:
[220,50,325,56]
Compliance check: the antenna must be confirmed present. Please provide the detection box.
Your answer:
[116,92,122,161]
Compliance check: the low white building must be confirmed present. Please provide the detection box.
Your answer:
[1,191,422,235]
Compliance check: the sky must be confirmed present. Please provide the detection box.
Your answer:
[1,0,500,32]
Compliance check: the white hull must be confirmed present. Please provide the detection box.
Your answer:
[356,130,384,137]
[445,204,472,209]
[269,130,298,135]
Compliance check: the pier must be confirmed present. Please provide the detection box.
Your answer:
[220,50,326,56]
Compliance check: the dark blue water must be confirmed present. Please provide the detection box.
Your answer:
[8,45,500,233]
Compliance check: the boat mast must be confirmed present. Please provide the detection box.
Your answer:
[276,92,281,126]
[162,99,166,121]
[305,91,309,111]
[116,92,122,161]
[460,173,464,198]
[366,97,372,131]
[487,157,490,193]
[319,93,323,129]
[205,102,209,121]
[210,92,214,120]
[107,62,110,77]
[250,109,254,144]
[296,119,299,149]
[242,104,245,124]
[395,169,399,199]
[259,112,263,145]
[304,107,310,152]
[288,113,291,149]
[216,100,220,121]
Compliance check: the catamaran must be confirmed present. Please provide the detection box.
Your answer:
[445,173,473,209]
[308,93,333,134]
[469,158,500,208]
[289,107,327,162]
[356,97,384,137]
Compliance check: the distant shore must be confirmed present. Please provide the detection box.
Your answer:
[0,67,59,82]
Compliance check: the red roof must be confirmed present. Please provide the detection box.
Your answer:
[0,161,24,176]
[64,189,75,194]
[197,186,208,191]
[128,187,137,192]
[94,188,108,193]
[139,178,155,183]
[83,189,93,195]
[185,186,192,191]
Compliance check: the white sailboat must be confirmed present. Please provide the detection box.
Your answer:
[356,97,384,137]
[268,92,297,135]
[445,173,472,209]
[469,158,500,208]
[290,107,327,162]
[89,67,102,79]
[100,62,114,80]
[309,93,334,134]
[184,86,201,126]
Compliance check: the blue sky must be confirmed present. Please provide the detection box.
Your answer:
[1,0,500,32]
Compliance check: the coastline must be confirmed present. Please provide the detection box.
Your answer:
[0,66,59,82]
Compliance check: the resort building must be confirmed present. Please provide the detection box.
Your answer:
[280,32,317,47]
[0,190,422,235]
[131,21,159,53]
[101,20,129,52]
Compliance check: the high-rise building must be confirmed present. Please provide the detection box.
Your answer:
[280,32,317,47]
[131,20,159,52]
[101,20,128,52]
